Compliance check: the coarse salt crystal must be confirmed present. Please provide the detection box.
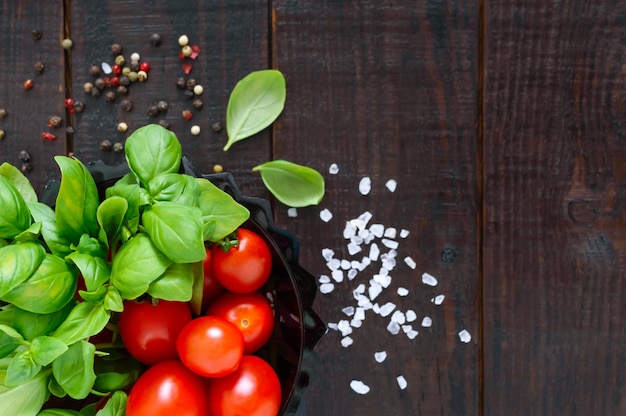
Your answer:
[342,306,355,316]
[350,380,370,395]
[354,307,366,320]
[369,243,380,261]
[359,177,371,195]
[101,62,112,74]
[354,284,366,294]
[397,287,409,297]
[421,316,432,327]
[347,269,358,280]
[359,257,372,270]
[319,275,331,284]
[287,207,298,217]
[351,260,362,269]
[384,227,397,238]
[391,310,406,324]
[381,238,399,249]
[343,222,357,239]
[406,329,419,339]
[347,242,362,255]
[422,272,438,286]
[379,302,396,317]
[350,318,362,328]
[337,320,352,336]
[321,248,335,261]
[327,322,338,331]
[387,320,401,335]
[405,310,417,322]
[404,256,416,269]
[320,208,333,222]
[459,329,472,343]
[319,283,334,294]
[373,273,392,288]
[341,336,353,348]
[331,270,344,283]
[329,163,339,174]
[396,375,408,389]
[400,229,410,238]
[340,259,352,270]
[368,281,383,300]
[356,295,372,308]
[432,294,445,305]
[372,303,380,314]
[358,211,373,225]
[401,324,413,334]
[385,179,397,192]
[369,224,385,238]
[374,351,387,363]
[327,258,341,271]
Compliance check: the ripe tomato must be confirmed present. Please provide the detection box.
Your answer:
[176,315,244,377]
[126,360,209,416]
[206,291,275,354]
[201,246,224,311]
[118,300,192,365]
[206,355,282,416]
[212,228,272,293]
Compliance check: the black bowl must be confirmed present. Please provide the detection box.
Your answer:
[41,157,326,415]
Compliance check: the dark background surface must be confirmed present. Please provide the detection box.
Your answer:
[0,1,625,415]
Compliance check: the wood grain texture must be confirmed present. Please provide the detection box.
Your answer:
[69,0,271,197]
[483,0,626,414]
[272,1,480,415]
[0,1,67,195]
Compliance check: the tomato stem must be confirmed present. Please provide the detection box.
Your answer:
[216,230,240,252]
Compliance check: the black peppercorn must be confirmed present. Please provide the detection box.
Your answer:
[18,150,30,162]
[120,99,133,112]
[176,77,186,89]
[147,105,159,117]
[118,75,130,87]
[157,100,169,112]
[0,108,7,119]
[34,62,45,73]
[90,65,101,76]
[211,121,223,132]
[186,78,196,90]
[150,33,162,47]
[105,91,116,103]
[73,101,85,113]
[111,43,123,55]
[158,119,171,130]
[183,90,194,99]
[192,99,203,110]
[32,30,42,40]
[116,85,128,96]
[91,87,102,97]
[100,139,113,150]
[21,162,32,173]
[94,78,105,90]
[129,62,139,72]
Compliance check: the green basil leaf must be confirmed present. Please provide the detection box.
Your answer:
[196,178,250,242]
[103,285,123,313]
[95,390,127,416]
[97,196,128,247]
[27,202,73,258]
[148,173,199,206]
[73,234,107,258]
[147,262,193,301]
[0,162,38,203]
[125,124,182,187]
[66,252,110,292]
[109,233,172,300]
[93,369,137,393]
[0,175,31,239]
[142,203,206,263]
[189,260,205,316]
[0,365,50,416]
[52,340,96,400]
[0,333,20,358]
[104,180,141,235]
[253,159,325,207]
[52,302,110,346]
[38,409,83,416]
[0,323,25,341]
[30,336,68,366]
[47,374,66,398]
[0,241,46,297]
[78,285,107,304]
[13,303,74,341]
[14,222,42,243]
[6,350,41,386]
[225,69,286,151]
[54,156,100,244]
[3,254,77,314]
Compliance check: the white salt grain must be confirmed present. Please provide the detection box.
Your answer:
[387,320,401,335]
[347,242,362,255]
[350,318,362,328]
[350,380,370,395]
[354,284,366,294]
[379,302,396,317]
[343,221,357,239]
[396,375,408,390]
[369,243,380,261]
[397,287,409,297]
[337,320,352,336]
[368,281,383,300]
[318,275,331,284]
[322,248,335,261]
[329,163,339,174]
[331,270,344,283]
[383,227,397,238]
[342,306,355,316]
[347,269,358,280]
[359,177,371,195]
[406,329,419,339]
[369,224,385,238]
[459,329,472,343]
[327,322,338,331]
[391,310,406,325]
[401,324,413,334]
[357,211,373,226]
[341,336,353,348]
[373,273,392,288]
[385,179,397,192]
[400,229,410,238]
[327,258,341,271]
[432,294,445,305]
[421,316,432,327]
[403,256,416,269]
[354,307,366,320]
[319,283,335,294]
[320,208,333,222]
[422,272,439,286]
[287,207,298,217]
[382,238,399,250]
[340,259,352,270]
[374,351,387,363]
[405,310,417,322]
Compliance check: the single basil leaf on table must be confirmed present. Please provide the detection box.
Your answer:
[124,124,182,187]
[0,162,38,203]
[0,364,50,416]
[142,203,206,263]
[109,233,172,299]
[147,262,194,302]
[12,303,74,342]
[0,175,32,239]
[195,177,250,242]
[253,159,325,207]
[5,349,42,387]
[225,69,286,151]
[148,173,200,206]
[2,254,77,314]
[27,202,73,258]
[52,340,96,400]
[30,336,68,367]
[0,241,46,297]
[54,156,100,244]
[52,302,109,346]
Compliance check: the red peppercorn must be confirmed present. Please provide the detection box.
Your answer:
[41,132,56,141]
[23,79,34,90]
[178,51,186,62]
[182,109,193,121]
[64,98,74,109]
[182,64,192,75]
[139,62,150,72]
[111,77,120,87]
[112,64,122,76]
[190,45,200,60]
[103,77,111,88]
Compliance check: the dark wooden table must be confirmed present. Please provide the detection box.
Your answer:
[1,1,625,415]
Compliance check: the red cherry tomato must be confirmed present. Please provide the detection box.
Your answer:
[126,360,209,416]
[176,316,244,377]
[201,246,224,311]
[211,228,272,293]
[207,355,282,416]
[118,300,192,365]
[206,291,275,354]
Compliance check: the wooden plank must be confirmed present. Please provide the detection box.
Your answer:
[483,0,626,414]
[272,1,480,415]
[0,1,67,195]
[69,0,271,197]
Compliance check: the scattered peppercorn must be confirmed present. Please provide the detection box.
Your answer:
[64,98,75,109]
[73,101,85,113]
[213,164,223,173]
[32,30,42,40]
[0,130,4,140]
[48,116,62,129]
[192,99,203,110]
[147,105,159,117]
[23,79,34,91]
[120,99,133,112]
[157,100,169,112]
[100,139,113,150]
[122,67,131,76]
[190,125,201,136]
[211,121,223,132]
[0,108,7,119]
[137,70,148,82]
[18,150,31,162]
[34,62,45,73]
[111,77,120,87]
[128,71,138,82]
[113,142,124,153]
[139,62,150,73]
[176,77,186,89]
[111,43,123,55]
[130,52,140,63]
[119,75,130,86]
[183,90,194,99]
[105,91,116,102]
[91,87,101,97]
[150,33,162,47]
[193,85,203,95]
[182,110,193,121]
[117,122,128,132]
[21,163,32,173]
[94,78,105,90]
[178,35,189,47]
[182,45,192,57]
[41,132,56,141]
[186,78,196,90]
[90,65,101,76]
[115,55,125,66]
[83,82,93,94]
[61,38,73,50]
[116,85,128,96]
[112,65,122,76]
[158,119,171,129]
